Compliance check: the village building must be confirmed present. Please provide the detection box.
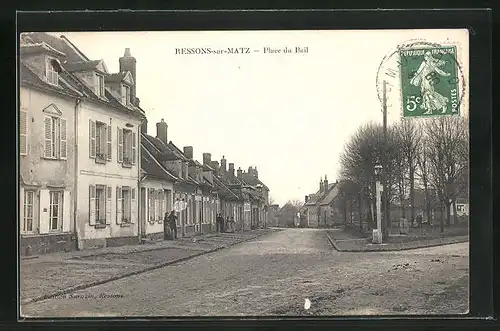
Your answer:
[19,37,82,255]
[20,32,146,252]
[300,176,339,228]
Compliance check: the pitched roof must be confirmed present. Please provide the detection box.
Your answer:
[63,60,101,73]
[241,173,269,190]
[141,145,177,181]
[21,32,88,63]
[20,61,83,98]
[319,184,340,206]
[21,32,145,119]
[142,134,179,161]
[167,142,189,161]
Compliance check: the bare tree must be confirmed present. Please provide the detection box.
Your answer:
[394,118,422,225]
[423,116,469,232]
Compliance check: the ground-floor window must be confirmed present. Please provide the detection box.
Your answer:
[23,190,35,232]
[122,186,131,223]
[95,185,106,224]
[49,191,63,231]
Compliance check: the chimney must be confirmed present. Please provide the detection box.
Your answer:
[211,161,220,175]
[248,166,253,175]
[135,97,140,107]
[203,153,211,165]
[140,117,148,134]
[156,119,168,145]
[183,146,193,159]
[237,167,243,179]
[319,177,323,192]
[305,195,309,203]
[228,163,235,177]
[324,175,329,193]
[254,166,259,178]
[119,48,137,105]
[221,156,227,172]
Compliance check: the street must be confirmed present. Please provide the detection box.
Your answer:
[21,228,469,317]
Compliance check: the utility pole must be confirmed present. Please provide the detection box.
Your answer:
[382,80,389,240]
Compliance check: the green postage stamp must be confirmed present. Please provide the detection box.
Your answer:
[399,46,460,117]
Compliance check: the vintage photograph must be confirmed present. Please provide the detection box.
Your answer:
[19,29,469,317]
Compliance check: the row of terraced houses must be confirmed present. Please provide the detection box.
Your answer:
[19,32,270,256]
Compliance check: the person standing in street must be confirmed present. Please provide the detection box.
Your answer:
[216,213,221,232]
[167,210,178,239]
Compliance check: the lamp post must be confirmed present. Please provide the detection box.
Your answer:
[373,163,383,244]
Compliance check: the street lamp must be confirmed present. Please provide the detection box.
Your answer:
[373,163,383,244]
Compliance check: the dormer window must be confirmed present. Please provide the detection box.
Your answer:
[46,57,59,85]
[96,74,105,97]
[121,84,131,105]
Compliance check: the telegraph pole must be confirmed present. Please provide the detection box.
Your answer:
[382,80,389,240]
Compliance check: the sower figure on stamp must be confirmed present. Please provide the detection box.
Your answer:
[166,210,178,240]
[410,51,451,114]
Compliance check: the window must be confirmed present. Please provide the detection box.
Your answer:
[20,109,28,155]
[96,74,105,97]
[457,205,465,212]
[95,186,106,224]
[121,84,131,105]
[46,58,59,85]
[44,116,67,159]
[49,191,63,231]
[89,120,111,161]
[118,128,136,166]
[121,186,132,223]
[23,191,35,232]
[118,186,132,224]
[148,189,155,222]
[89,185,111,226]
[158,190,165,221]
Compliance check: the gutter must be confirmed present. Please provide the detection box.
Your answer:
[74,97,82,250]
[137,118,145,241]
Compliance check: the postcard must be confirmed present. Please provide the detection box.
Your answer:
[19,28,469,317]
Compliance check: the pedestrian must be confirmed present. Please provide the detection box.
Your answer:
[224,216,229,232]
[216,213,222,232]
[229,216,235,232]
[167,210,178,239]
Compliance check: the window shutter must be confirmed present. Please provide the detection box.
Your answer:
[155,191,160,221]
[107,125,112,161]
[162,193,166,222]
[20,187,25,230]
[60,118,67,160]
[89,119,96,158]
[117,128,123,163]
[106,186,112,225]
[89,185,96,226]
[131,188,136,224]
[20,110,28,155]
[116,186,122,224]
[132,132,137,165]
[44,116,52,158]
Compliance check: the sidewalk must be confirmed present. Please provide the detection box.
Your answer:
[20,228,279,305]
[325,227,469,252]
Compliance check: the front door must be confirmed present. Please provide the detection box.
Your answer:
[140,188,146,238]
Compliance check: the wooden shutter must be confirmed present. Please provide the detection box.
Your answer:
[117,128,123,163]
[19,187,25,230]
[131,188,136,224]
[60,118,67,160]
[107,125,112,161]
[162,192,166,222]
[132,132,137,165]
[20,110,28,155]
[105,186,112,225]
[89,185,96,225]
[62,190,71,232]
[116,186,122,224]
[44,116,52,158]
[149,189,154,223]
[89,119,96,158]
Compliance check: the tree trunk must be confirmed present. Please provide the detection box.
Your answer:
[409,166,415,226]
[446,201,451,226]
[359,191,363,230]
[452,199,458,225]
[440,201,445,233]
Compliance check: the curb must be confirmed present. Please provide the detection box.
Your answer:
[22,230,277,305]
[325,231,468,252]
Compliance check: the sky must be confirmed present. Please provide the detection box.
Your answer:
[53,29,469,206]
